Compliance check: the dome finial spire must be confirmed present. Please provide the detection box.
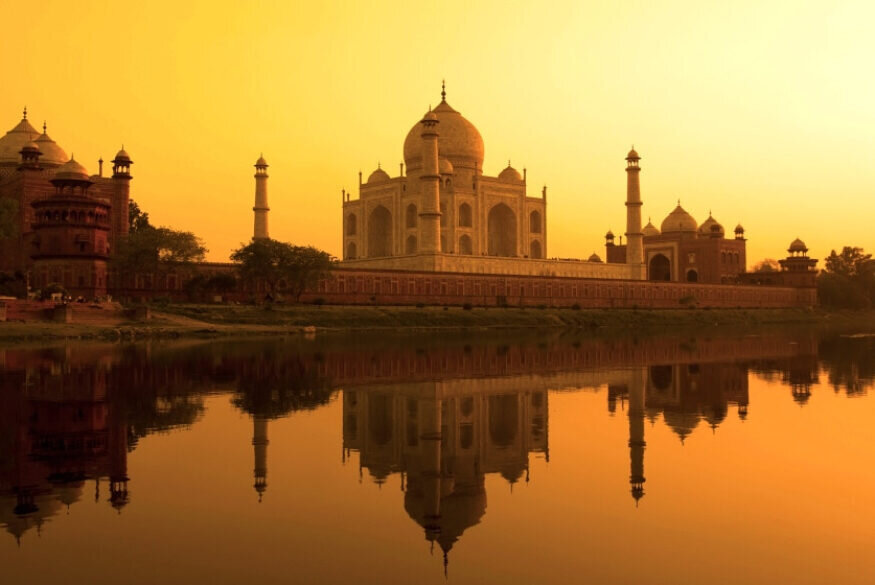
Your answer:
[42,121,47,134]
[441,79,446,102]
[22,106,27,120]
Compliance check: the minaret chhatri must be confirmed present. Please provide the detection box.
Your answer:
[625,148,644,268]
[253,155,270,240]
[418,105,441,253]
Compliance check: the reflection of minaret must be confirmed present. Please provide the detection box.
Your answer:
[108,421,130,513]
[420,390,445,572]
[628,368,646,504]
[253,416,269,502]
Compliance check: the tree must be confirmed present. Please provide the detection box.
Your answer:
[0,197,19,239]
[128,199,152,233]
[112,226,207,286]
[231,238,335,302]
[817,246,875,309]
[751,259,780,273]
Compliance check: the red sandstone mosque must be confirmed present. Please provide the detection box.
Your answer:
[0,87,818,305]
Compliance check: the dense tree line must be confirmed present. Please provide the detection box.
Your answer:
[817,247,875,309]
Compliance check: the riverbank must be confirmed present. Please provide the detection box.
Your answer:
[2,303,875,345]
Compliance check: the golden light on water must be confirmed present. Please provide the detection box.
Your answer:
[3,0,873,261]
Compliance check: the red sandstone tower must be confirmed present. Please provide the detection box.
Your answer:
[31,158,111,298]
[110,148,132,246]
[625,148,644,271]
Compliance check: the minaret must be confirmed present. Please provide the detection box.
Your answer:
[625,148,644,268]
[253,155,270,240]
[111,147,133,242]
[253,416,269,502]
[628,368,646,504]
[418,109,441,253]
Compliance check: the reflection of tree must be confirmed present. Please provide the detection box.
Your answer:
[124,394,206,449]
[231,356,333,419]
[818,335,874,396]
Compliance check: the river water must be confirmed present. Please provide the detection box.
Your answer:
[1,329,873,584]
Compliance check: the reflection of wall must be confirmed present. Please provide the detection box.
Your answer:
[342,382,548,563]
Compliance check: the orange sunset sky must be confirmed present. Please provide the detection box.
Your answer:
[2,0,872,263]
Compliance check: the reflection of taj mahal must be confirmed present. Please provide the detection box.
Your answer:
[341,382,548,568]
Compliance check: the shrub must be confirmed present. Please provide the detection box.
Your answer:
[416,302,426,308]
[312,297,325,306]
[462,303,473,311]
[571,303,581,310]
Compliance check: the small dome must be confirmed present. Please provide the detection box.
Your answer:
[52,156,91,182]
[35,129,68,165]
[255,155,267,166]
[626,148,640,160]
[114,148,131,162]
[439,157,454,175]
[498,163,522,182]
[20,140,40,153]
[642,220,660,237]
[788,238,807,253]
[734,223,745,233]
[661,204,698,234]
[605,230,615,239]
[698,214,724,237]
[367,166,390,184]
[588,253,603,263]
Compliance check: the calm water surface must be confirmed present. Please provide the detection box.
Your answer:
[1,330,874,584]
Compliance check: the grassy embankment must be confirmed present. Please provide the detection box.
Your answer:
[2,303,875,345]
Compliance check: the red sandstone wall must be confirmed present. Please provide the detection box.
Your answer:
[299,268,817,309]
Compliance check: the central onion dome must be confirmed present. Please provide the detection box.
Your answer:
[403,96,484,172]
[661,203,698,234]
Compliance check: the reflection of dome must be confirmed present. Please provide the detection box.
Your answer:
[661,204,698,234]
[663,409,700,442]
[0,116,40,163]
[698,214,724,238]
[367,166,390,184]
[789,238,807,253]
[0,492,64,544]
[439,157,454,175]
[403,98,484,170]
[404,481,487,556]
[498,163,522,182]
[642,219,660,237]
[52,157,91,182]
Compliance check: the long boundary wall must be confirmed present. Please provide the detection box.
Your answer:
[304,267,816,308]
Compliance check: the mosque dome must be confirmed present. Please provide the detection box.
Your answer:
[788,238,807,253]
[626,148,640,160]
[255,155,267,166]
[698,214,724,238]
[367,166,391,184]
[52,157,91,182]
[35,130,68,166]
[115,148,132,162]
[20,140,40,154]
[588,253,603,263]
[498,163,522,182]
[439,157,454,175]
[403,98,484,171]
[0,115,41,164]
[642,219,660,237]
[734,223,744,233]
[660,204,698,234]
